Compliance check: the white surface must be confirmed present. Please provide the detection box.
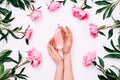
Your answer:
[1,0,120,80]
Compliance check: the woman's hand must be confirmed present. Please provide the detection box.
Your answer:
[47,38,63,64]
[61,26,73,54]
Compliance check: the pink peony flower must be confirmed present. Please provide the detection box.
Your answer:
[48,1,61,11]
[71,7,89,20]
[89,23,98,38]
[30,9,42,21]
[26,48,42,67]
[54,27,64,50]
[25,29,33,40]
[83,51,96,66]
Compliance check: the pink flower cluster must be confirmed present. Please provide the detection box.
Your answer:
[30,9,42,21]
[30,1,61,21]
[26,48,42,67]
[83,51,96,66]
[48,1,61,11]
[89,23,98,38]
[25,29,33,40]
[72,7,89,20]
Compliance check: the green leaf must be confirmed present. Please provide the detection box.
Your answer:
[58,0,66,5]
[70,0,77,3]
[18,51,22,64]
[8,30,24,39]
[109,69,117,77]
[118,35,120,47]
[103,6,109,20]
[110,40,120,53]
[104,53,120,58]
[103,46,115,53]
[0,57,17,63]
[0,63,4,75]
[19,67,25,74]
[106,3,117,18]
[98,31,106,36]
[112,17,120,24]
[3,17,15,23]
[108,29,113,39]
[0,32,8,42]
[98,75,107,80]
[2,11,15,23]
[96,6,107,14]
[0,22,11,27]
[82,4,92,9]
[12,27,22,32]
[92,61,97,66]
[18,0,25,10]
[23,0,30,9]
[0,49,12,58]
[0,7,9,16]
[102,2,118,19]
[8,0,19,7]
[0,68,11,79]
[106,69,117,80]
[25,39,29,45]
[0,0,4,4]
[98,57,104,68]
[16,74,28,80]
[3,11,12,21]
[95,1,111,5]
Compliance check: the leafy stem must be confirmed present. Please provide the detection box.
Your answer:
[0,25,24,34]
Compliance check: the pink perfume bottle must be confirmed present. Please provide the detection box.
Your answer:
[54,27,64,50]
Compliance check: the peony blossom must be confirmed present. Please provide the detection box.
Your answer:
[71,7,89,20]
[48,1,61,11]
[30,9,42,21]
[89,23,98,38]
[26,48,42,67]
[83,51,96,66]
[25,29,33,40]
[54,27,64,50]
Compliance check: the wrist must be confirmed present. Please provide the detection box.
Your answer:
[56,60,64,69]
[63,52,71,55]
[63,53,71,59]
[56,59,63,66]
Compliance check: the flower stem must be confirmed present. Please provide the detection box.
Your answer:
[16,60,30,69]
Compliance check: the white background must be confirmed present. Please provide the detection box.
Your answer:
[0,0,120,80]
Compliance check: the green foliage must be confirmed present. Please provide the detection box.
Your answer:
[70,0,77,3]
[82,0,92,9]
[0,7,9,16]
[117,35,120,48]
[6,0,35,10]
[98,31,106,36]
[94,57,120,80]
[0,49,29,80]
[25,39,29,45]
[103,38,120,56]
[108,29,113,39]
[98,57,104,68]
[104,54,120,58]
[98,75,107,80]
[95,0,119,20]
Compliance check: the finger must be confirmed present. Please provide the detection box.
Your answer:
[61,26,68,39]
[48,38,53,46]
[52,38,57,50]
[47,45,52,56]
[66,26,72,35]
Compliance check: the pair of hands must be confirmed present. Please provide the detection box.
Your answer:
[47,26,73,64]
